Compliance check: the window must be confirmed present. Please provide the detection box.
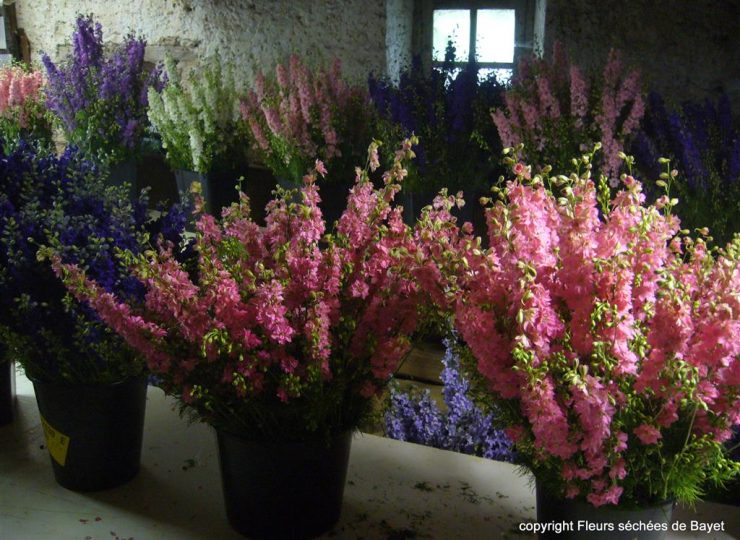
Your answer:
[0,13,10,65]
[0,2,22,65]
[426,0,540,83]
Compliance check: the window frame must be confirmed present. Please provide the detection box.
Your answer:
[415,0,539,78]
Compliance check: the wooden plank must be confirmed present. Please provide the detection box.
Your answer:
[396,340,445,384]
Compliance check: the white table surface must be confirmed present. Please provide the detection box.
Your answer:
[1,370,737,540]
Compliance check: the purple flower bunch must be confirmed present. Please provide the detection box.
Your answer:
[385,338,514,462]
[368,46,507,197]
[0,138,190,384]
[42,15,164,165]
[631,92,739,246]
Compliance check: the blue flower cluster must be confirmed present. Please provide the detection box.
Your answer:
[368,44,507,198]
[384,339,514,462]
[631,92,739,245]
[42,15,164,165]
[0,139,189,383]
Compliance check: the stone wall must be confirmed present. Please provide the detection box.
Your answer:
[14,0,739,110]
[15,0,390,85]
[544,0,740,109]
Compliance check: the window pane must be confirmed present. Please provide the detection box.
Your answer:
[478,67,512,85]
[433,9,470,62]
[476,9,515,63]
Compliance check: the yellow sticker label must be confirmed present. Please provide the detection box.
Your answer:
[40,415,70,467]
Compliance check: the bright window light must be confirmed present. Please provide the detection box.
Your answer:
[478,67,513,84]
[433,9,470,62]
[476,9,515,63]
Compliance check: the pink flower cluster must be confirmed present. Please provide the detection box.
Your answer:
[416,156,739,507]
[240,55,367,181]
[491,43,645,183]
[597,50,644,184]
[55,140,424,415]
[0,65,45,127]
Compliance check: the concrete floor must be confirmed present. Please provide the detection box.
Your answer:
[1,370,738,540]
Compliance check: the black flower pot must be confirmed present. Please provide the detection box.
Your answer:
[0,361,15,426]
[175,169,209,207]
[108,159,139,201]
[175,168,244,215]
[31,374,148,491]
[536,482,674,540]
[399,190,437,225]
[216,429,353,539]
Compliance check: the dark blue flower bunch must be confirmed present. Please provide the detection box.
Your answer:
[41,15,165,166]
[0,139,189,383]
[384,339,514,462]
[368,42,507,200]
[631,92,739,246]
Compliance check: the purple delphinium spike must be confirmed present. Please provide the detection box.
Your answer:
[384,338,514,462]
[632,91,739,245]
[41,15,163,163]
[667,112,707,191]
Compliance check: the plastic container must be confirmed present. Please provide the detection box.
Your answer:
[0,361,15,425]
[108,159,139,201]
[536,482,674,539]
[216,429,353,539]
[31,374,148,491]
[175,168,244,214]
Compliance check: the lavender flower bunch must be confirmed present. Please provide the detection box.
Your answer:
[42,15,164,166]
[631,92,740,246]
[385,339,514,462]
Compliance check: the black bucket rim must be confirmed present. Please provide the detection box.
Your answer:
[28,371,148,389]
[216,426,355,446]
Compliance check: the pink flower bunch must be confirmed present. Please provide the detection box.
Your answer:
[416,151,739,507]
[54,138,427,441]
[0,65,44,118]
[240,54,370,184]
[491,43,645,184]
[0,64,49,141]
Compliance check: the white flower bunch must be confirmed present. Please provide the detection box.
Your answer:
[147,54,244,173]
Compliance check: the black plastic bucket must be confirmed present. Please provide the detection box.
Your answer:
[216,429,353,539]
[108,159,139,201]
[0,361,15,425]
[31,374,148,491]
[175,168,244,214]
[536,482,674,539]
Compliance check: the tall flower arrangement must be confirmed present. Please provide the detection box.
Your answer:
[631,92,740,246]
[240,55,372,187]
[53,139,427,442]
[0,64,51,147]
[147,55,248,174]
[0,140,188,383]
[385,338,514,462]
[41,15,164,166]
[415,148,739,507]
[491,44,644,184]
[369,47,507,196]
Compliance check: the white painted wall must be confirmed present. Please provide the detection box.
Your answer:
[544,0,739,109]
[16,0,393,85]
[15,1,736,110]
[385,0,413,83]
